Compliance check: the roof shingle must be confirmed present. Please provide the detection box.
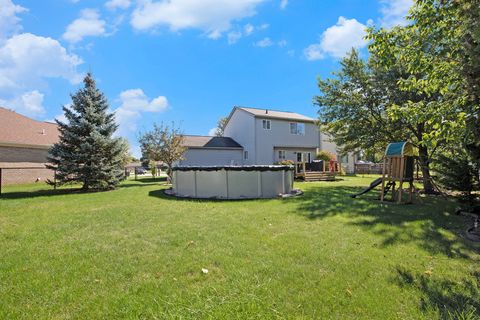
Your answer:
[183,135,242,149]
[237,106,316,122]
[0,107,59,147]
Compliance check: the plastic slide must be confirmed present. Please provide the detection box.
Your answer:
[350,177,383,198]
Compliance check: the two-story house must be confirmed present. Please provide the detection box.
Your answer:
[179,106,356,172]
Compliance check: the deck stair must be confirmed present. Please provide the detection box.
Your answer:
[304,171,335,182]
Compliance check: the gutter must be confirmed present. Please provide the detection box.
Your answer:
[0,141,52,150]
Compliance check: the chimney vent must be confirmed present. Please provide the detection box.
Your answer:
[265,109,268,114]
[41,129,45,135]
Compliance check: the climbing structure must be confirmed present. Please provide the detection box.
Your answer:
[380,141,417,204]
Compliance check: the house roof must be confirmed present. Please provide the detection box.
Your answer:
[236,106,316,123]
[0,107,59,148]
[183,135,243,149]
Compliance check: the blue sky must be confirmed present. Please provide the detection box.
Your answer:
[0,0,411,156]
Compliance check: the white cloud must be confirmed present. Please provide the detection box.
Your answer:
[280,0,288,10]
[62,9,107,43]
[226,23,268,44]
[114,89,169,135]
[0,2,84,121]
[130,0,266,39]
[208,127,217,136]
[379,0,412,28]
[257,23,269,30]
[255,37,273,47]
[105,0,131,10]
[227,31,242,44]
[118,89,169,113]
[278,39,287,47]
[0,0,27,41]
[304,16,368,60]
[0,33,83,93]
[244,23,254,35]
[0,90,45,117]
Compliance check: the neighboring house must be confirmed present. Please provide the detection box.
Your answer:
[180,106,357,172]
[0,107,59,163]
[178,135,244,166]
[0,107,59,184]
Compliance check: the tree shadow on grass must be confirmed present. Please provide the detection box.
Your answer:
[287,183,480,258]
[394,266,480,319]
[148,188,267,203]
[127,177,167,184]
[0,178,166,200]
[0,187,81,200]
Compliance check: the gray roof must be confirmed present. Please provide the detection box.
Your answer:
[183,135,243,149]
[237,106,316,122]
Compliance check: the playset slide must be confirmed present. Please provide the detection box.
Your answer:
[350,177,383,198]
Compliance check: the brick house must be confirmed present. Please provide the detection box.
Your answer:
[0,107,59,185]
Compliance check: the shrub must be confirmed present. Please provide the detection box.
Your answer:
[435,148,480,207]
[276,160,295,166]
[316,150,336,161]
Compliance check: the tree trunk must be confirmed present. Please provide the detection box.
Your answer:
[418,145,435,194]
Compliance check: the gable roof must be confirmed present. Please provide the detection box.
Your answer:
[0,107,59,148]
[183,135,243,149]
[234,106,316,123]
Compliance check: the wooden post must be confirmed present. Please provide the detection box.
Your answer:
[398,156,406,203]
[408,181,413,203]
[54,169,57,190]
[397,156,405,204]
[380,158,387,202]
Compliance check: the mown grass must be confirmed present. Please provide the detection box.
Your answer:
[0,175,479,319]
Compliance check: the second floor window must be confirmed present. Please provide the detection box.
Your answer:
[262,119,271,130]
[290,122,305,135]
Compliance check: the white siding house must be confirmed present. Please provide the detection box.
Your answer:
[179,106,356,172]
[224,107,356,172]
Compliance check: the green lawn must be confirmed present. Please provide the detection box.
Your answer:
[1,176,479,319]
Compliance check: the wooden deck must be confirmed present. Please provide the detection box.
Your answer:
[294,160,339,182]
[300,171,336,182]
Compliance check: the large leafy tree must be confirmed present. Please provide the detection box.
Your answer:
[138,123,187,181]
[315,3,465,193]
[315,49,403,157]
[47,73,128,190]
[409,0,480,204]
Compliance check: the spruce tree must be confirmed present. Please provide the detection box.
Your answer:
[47,73,127,190]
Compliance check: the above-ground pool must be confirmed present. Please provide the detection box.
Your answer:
[170,165,294,199]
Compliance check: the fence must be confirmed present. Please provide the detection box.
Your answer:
[354,163,384,174]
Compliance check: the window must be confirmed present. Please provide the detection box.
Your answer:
[278,150,286,160]
[296,152,302,162]
[340,154,348,163]
[262,119,271,130]
[295,152,311,163]
[244,151,249,160]
[290,122,305,135]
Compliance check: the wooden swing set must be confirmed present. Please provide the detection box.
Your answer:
[380,141,417,204]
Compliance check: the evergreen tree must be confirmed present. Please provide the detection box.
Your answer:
[47,73,127,190]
